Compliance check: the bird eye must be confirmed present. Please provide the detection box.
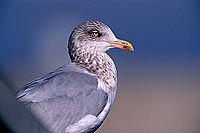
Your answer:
[88,29,102,37]
[92,31,99,37]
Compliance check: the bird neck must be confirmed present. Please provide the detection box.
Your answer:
[72,52,117,89]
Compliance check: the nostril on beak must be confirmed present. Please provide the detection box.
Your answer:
[122,42,126,45]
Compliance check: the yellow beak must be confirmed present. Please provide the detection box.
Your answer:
[109,39,134,51]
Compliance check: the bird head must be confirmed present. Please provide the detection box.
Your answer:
[68,21,134,55]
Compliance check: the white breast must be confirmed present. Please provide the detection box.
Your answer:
[97,79,117,122]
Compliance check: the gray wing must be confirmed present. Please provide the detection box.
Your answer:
[16,65,108,133]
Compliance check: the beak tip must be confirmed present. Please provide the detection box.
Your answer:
[130,48,134,52]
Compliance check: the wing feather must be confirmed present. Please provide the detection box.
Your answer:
[16,65,108,133]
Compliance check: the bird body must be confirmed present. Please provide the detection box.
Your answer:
[16,21,133,132]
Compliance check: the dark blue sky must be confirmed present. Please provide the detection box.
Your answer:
[1,0,199,88]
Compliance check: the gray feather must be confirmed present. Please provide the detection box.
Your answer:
[16,64,108,133]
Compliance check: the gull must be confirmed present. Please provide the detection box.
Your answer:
[16,21,133,133]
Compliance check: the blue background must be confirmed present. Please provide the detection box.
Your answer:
[1,0,200,132]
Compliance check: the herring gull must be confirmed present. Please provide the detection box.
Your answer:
[16,21,134,133]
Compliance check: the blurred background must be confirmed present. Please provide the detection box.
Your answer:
[0,0,200,132]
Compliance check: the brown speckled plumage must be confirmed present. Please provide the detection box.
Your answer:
[68,21,117,88]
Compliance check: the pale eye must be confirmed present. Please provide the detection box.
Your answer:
[88,29,102,37]
[92,31,99,37]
